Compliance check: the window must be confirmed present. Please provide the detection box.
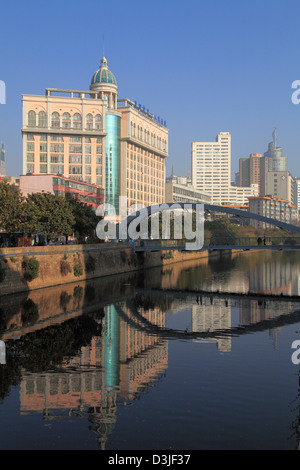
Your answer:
[73,113,82,129]
[86,113,93,129]
[95,114,102,130]
[51,154,64,163]
[51,165,64,174]
[69,166,82,175]
[38,111,47,128]
[70,136,82,143]
[51,112,60,128]
[69,155,82,164]
[40,164,47,173]
[62,112,71,128]
[69,145,82,153]
[28,111,36,127]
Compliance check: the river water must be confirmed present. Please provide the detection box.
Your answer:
[1,250,300,450]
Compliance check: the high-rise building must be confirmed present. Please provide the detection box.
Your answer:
[238,130,288,198]
[191,132,231,204]
[263,128,287,172]
[239,153,262,187]
[266,171,295,205]
[191,132,257,205]
[21,55,168,215]
[0,144,5,176]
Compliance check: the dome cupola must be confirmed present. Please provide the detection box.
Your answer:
[90,56,117,86]
[90,56,118,110]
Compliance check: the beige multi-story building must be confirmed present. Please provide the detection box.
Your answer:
[266,171,295,205]
[191,132,258,205]
[21,56,168,214]
[248,196,297,229]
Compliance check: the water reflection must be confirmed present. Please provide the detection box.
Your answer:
[1,251,300,449]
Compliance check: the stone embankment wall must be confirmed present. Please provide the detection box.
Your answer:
[0,242,237,297]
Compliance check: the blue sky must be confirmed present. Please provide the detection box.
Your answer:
[1,0,300,180]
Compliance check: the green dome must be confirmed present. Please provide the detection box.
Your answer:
[91,56,117,86]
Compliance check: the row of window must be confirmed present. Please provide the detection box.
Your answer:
[27,134,102,144]
[27,143,102,154]
[130,122,167,151]
[27,154,103,165]
[27,111,103,130]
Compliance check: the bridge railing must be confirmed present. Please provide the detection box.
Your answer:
[134,236,300,251]
[208,236,300,246]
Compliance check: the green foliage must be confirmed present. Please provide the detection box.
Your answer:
[9,257,17,263]
[67,198,99,238]
[162,250,173,260]
[0,181,101,240]
[205,219,238,243]
[26,192,75,237]
[60,259,71,276]
[73,263,83,277]
[0,180,28,233]
[22,257,39,281]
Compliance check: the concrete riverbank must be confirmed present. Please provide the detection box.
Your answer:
[0,242,244,297]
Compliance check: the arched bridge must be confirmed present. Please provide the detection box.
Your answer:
[116,203,300,252]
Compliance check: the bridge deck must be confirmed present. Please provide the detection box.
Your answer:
[134,244,300,252]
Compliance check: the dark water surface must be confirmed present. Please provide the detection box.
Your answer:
[1,250,300,450]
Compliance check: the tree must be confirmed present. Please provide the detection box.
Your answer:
[0,180,27,232]
[0,180,24,232]
[25,192,75,238]
[67,198,99,239]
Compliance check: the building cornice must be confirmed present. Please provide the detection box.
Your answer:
[120,136,168,158]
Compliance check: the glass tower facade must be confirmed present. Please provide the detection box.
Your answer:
[105,113,121,214]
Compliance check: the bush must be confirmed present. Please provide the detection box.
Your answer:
[22,257,39,281]
[60,259,72,276]
[73,263,83,277]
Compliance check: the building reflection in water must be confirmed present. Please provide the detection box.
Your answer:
[19,302,168,449]
[5,251,300,449]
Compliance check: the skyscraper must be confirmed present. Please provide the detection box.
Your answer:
[191,132,231,204]
[191,132,257,205]
[263,128,287,172]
